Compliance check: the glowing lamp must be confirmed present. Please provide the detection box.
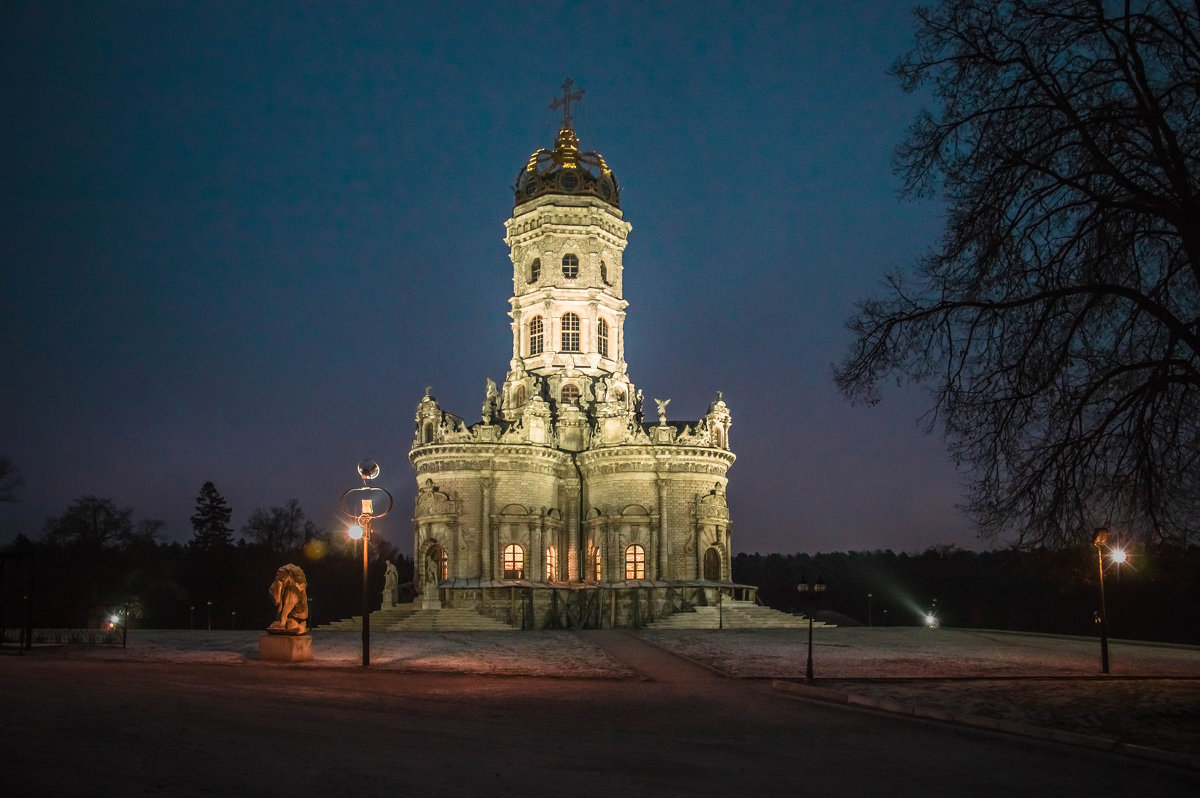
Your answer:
[348,523,364,540]
[1110,548,1127,564]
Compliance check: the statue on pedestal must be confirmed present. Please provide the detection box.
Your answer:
[382,559,399,608]
[267,564,309,635]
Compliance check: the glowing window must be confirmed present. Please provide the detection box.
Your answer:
[625,544,646,580]
[503,544,525,580]
[529,316,544,355]
[427,544,448,582]
[529,258,541,283]
[597,318,609,358]
[562,253,579,279]
[561,312,580,352]
[546,546,558,579]
[591,548,602,581]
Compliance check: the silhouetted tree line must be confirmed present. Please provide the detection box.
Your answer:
[0,486,412,633]
[734,545,1200,644]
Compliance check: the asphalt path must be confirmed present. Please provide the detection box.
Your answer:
[2,633,1196,797]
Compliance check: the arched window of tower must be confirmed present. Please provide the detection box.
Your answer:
[561,253,579,279]
[597,318,609,358]
[625,544,646,580]
[560,384,580,406]
[600,260,608,285]
[503,543,525,580]
[528,258,541,283]
[561,312,580,352]
[529,316,544,355]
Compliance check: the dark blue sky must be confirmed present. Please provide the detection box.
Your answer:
[1,1,976,555]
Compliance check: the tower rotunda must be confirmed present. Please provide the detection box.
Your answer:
[408,81,740,628]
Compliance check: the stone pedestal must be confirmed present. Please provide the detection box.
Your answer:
[422,583,442,610]
[258,633,313,662]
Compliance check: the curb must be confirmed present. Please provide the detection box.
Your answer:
[771,679,1200,771]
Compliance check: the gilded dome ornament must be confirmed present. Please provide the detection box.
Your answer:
[514,79,620,208]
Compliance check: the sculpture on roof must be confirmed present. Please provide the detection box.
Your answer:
[655,398,670,425]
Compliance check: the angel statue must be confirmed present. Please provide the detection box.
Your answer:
[655,398,670,425]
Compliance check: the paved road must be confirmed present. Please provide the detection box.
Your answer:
[3,635,1196,797]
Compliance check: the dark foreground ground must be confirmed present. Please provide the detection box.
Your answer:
[1,630,1197,797]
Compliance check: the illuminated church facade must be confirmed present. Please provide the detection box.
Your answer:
[408,82,741,628]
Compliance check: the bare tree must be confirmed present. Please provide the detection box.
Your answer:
[241,499,320,552]
[43,496,134,549]
[836,0,1199,546]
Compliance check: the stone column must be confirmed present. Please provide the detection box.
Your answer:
[656,477,668,579]
[511,307,522,360]
[480,474,493,580]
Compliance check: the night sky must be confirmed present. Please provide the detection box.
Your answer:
[1,1,977,555]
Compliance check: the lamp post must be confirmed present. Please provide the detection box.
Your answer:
[206,600,212,631]
[796,575,826,684]
[1093,527,1111,674]
[189,604,195,631]
[340,459,393,668]
[867,592,873,627]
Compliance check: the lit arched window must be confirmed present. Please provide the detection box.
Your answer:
[503,544,525,580]
[528,258,541,283]
[560,384,580,406]
[561,312,580,352]
[545,546,558,580]
[562,253,579,279]
[597,318,609,358]
[529,316,544,355]
[427,544,448,583]
[590,548,602,581]
[625,544,646,580]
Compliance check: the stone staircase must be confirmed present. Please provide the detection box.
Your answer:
[647,599,836,630]
[318,601,516,632]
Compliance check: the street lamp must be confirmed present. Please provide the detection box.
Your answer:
[867,592,873,627]
[1093,527,1113,674]
[206,600,212,631]
[189,604,195,631]
[340,459,393,668]
[796,575,826,684]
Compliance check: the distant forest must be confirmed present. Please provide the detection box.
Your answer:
[732,546,1200,644]
[3,535,1197,645]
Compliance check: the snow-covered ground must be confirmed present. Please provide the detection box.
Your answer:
[642,627,1200,678]
[38,625,1198,757]
[40,626,1199,679]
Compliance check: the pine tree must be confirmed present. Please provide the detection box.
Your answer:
[190,481,233,550]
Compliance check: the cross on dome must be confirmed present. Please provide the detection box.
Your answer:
[550,78,584,131]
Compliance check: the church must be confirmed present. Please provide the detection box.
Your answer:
[407,82,746,629]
